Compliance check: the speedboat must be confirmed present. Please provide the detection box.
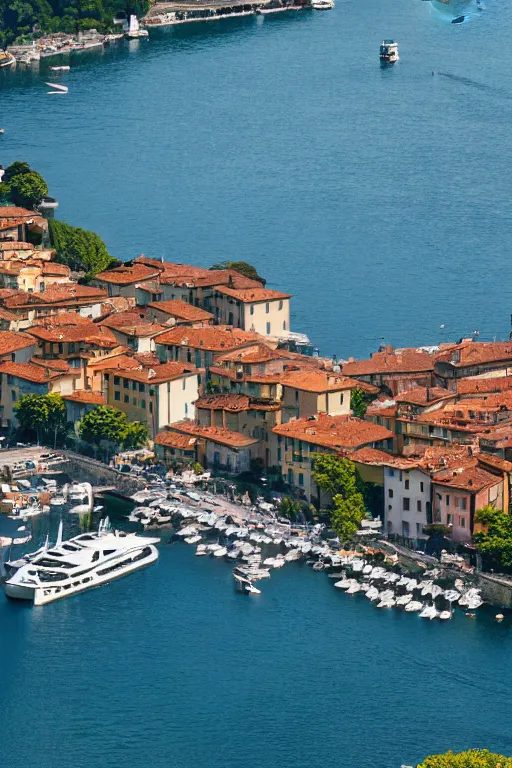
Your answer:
[311,0,334,8]
[212,547,228,558]
[439,610,452,620]
[185,535,202,544]
[419,604,438,620]
[366,586,380,601]
[334,578,353,589]
[3,529,159,605]
[346,581,361,594]
[396,593,412,607]
[196,544,208,556]
[443,589,460,603]
[233,572,260,595]
[404,600,424,612]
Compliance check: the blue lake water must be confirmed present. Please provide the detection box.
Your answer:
[2,3,512,764]
[2,513,512,768]
[1,0,511,358]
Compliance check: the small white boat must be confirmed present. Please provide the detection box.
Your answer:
[379,39,399,64]
[284,548,301,562]
[443,589,461,603]
[213,547,228,558]
[396,593,412,607]
[311,0,334,8]
[185,535,202,544]
[50,65,70,71]
[362,564,373,575]
[420,580,433,596]
[196,544,208,556]
[46,82,69,94]
[404,600,424,613]
[439,610,452,620]
[346,581,361,594]
[366,586,380,601]
[406,579,419,592]
[334,578,353,589]
[233,573,260,594]
[419,604,438,620]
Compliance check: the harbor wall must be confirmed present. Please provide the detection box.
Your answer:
[476,573,512,609]
[60,451,145,496]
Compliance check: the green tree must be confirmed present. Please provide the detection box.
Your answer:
[312,454,360,498]
[278,496,302,521]
[331,492,366,540]
[417,748,512,768]
[4,161,31,183]
[350,387,371,419]
[77,405,128,446]
[472,505,512,572]
[49,219,114,277]
[9,171,48,209]
[210,260,265,284]
[14,392,66,446]
[121,421,149,450]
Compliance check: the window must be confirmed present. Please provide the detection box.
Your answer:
[446,495,450,505]
[124,394,129,404]
[140,399,146,409]
[184,403,188,416]
[139,383,145,393]
[298,473,304,486]
[7,374,13,385]
[402,521,410,537]
[283,321,287,330]
[447,514,452,524]
[114,391,120,401]
[388,469,395,477]
[114,376,120,386]
[266,322,271,334]
[132,381,137,391]
[340,393,344,405]
[460,516,466,528]
[405,479,410,490]
[416,523,421,534]
[388,489,393,498]
[399,471,403,482]
[250,305,254,315]
[104,373,110,382]
[417,500,422,512]
[279,300,283,310]
[287,468,293,485]
[132,397,137,406]
[265,303,270,314]
[11,390,16,402]
[420,481,424,492]
[149,402,153,413]
[403,497,410,511]
[123,380,129,389]
[182,379,186,390]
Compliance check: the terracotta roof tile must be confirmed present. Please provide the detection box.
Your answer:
[432,462,501,492]
[0,207,36,218]
[216,344,302,365]
[94,264,161,285]
[62,391,106,405]
[27,323,118,347]
[457,376,512,396]
[394,387,455,406]
[342,349,434,376]
[147,300,214,322]
[31,356,70,372]
[169,419,258,448]
[195,394,250,412]
[272,414,394,450]
[0,241,33,251]
[156,325,262,352]
[0,361,64,383]
[436,341,512,369]
[280,370,360,394]
[154,430,197,449]
[348,447,420,470]
[214,286,291,302]
[102,361,199,384]
[0,331,37,355]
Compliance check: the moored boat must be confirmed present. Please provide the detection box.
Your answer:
[379,39,399,64]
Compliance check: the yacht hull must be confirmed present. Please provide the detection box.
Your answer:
[4,545,158,606]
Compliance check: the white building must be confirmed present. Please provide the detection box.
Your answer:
[384,465,432,544]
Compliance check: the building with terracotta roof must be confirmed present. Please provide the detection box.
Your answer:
[280,369,376,423]
[456,374,512,397]
[0,243,54,261]
[0,360,80,428]
[342,346,435,396]
[98,310,166,353]
[61,390,107,424]
[0,330,39,363]
[272,414,394,501]
[435,341,512,389]
[0,284,108,328]
[210,284,291,338]
[155,325,263,370]
[92,263,163,302]
[101,360,201,437]
[431,461,504,543]
[0,259,70,293]
[0,207,49,245]
[165,419,258,474]
[146,299,214,328]
[28,320,118,360]
[153,429,197,465]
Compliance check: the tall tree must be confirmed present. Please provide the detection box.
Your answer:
[49,219,114,277]
[312,454,360,498]
[9,171,48,209]
[77,405,128,446]
[14,393,66,445]
[331,492,366,541]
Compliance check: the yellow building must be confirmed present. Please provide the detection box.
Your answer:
[210,286,291,338]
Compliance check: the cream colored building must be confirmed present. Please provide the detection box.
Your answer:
[210,286,291,337]
[279,370,371,422]
[102,361,200,437]
[0,361,79,429]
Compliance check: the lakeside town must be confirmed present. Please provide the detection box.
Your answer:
[1,163,512,597]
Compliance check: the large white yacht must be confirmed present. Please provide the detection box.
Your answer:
[3,526,159,606]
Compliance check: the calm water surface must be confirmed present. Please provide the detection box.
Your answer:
[2,5,512,765]
[1,0,511,356]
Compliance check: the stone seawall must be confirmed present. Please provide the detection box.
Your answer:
[476,573,512,609]
[60,451,146,496]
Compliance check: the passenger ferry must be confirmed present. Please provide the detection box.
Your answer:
[379,40,399,64]
[3,525,159,605]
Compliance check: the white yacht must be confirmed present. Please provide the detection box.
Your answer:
[3,528,159,606]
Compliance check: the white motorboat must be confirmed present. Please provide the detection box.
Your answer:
[212,547,228,558]
[185,535,202,544]
[370,567,386,580]
[334,578,352,589]
[50,65,70,71]
[459,588,483,609]
[272,555,286,568]
[406,579,419,592]
[443,589,460,603]
[196,544,208,556]
[284,548,302,562]
[404,600,424,612]
[362,564,373,575]
[233,573,260,595]
[346,581,362,594]
[419,604,438,620]
[366,586,380,601]
[311,0,334,8]
[439,610,452,620]
[377,597,396,608]
[125,14,149,37]
[420,580,433,596]
[46,81,69,94]
[431,584,444,599]
[4,529,159,605]
[396,593,412,607]
[351,559,364,573]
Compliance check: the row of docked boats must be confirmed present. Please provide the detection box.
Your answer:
[2,518,159,606]
[332,557,484,620]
